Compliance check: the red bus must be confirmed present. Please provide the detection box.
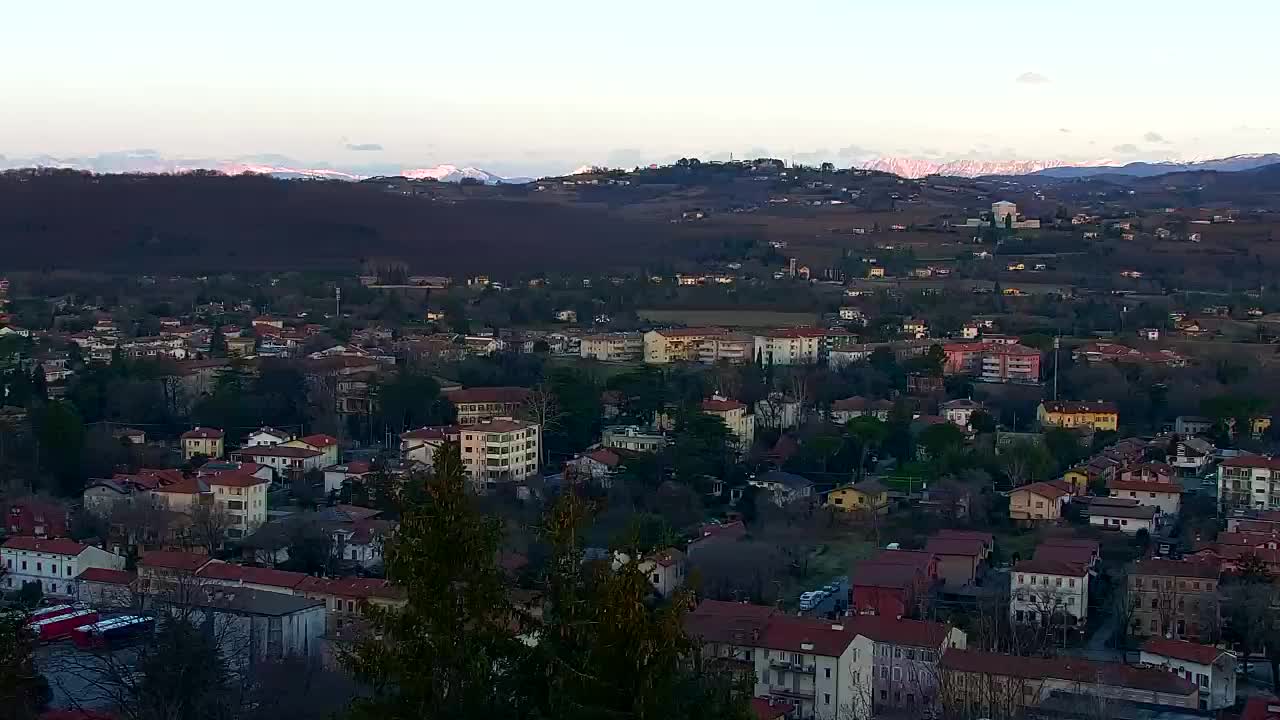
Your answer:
[71,615,154,650]
[27,609,99,642]
[28,604,83,623]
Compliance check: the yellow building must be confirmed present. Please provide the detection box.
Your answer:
[1008,481,1072,523]
[867,267,885,278]
[1061,466,1091,495]
[181,427,225,460]
[1251,415,1272,438]
[1037,400,1119,432]
[826,478,889,513]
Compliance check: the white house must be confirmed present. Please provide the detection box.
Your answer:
[1140,638,1236,710]
[1086,497,1159,535]
[1107,479,1182,517]
[400,426,458,467]
[1,537,126,598]
[755,617,871,720]
[323,461,374,494]
[1169,437,1214,475]
[245,427,293,447]
[755,393,803,430]
[754,328,825,366]
[566,448,622,484]
[750,470,815,506]
[1010,558,1090,627]
[940,399,983,429]
[282,434,340,467]
[76,567,136,608]
[231,445,326,480]
[615,548,687,597]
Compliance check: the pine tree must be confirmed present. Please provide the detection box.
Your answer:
[0,609,49,719]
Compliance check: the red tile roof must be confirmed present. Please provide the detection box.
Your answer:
[924,537,986,558]
[941,649,1197,695]
[758,616,860,657]
[846,615,951,648]
[401,425,459,441]
[76,568,135,585]
[1033,545,1095,565]
[444,386,533,404]
[1141,638,1227,666]
[138,551,212,572]
[831,396,892,412]
[934,529,994,545]
[583,448,622,467]
[702,398,746,412]
[751,698,794,720]
[181,426,224,440]
[1039,537,1099,552]
[1222,455,1280,471]
[1132,558,1220,579]
[1,536,88,555]
[1107,479,1182,493]
[297,576,405,601]
[235,445,321,459]
[1014,481,1072,500]
[691,599,777,619]
[197,562,308,589]
[1242,696,1280,720]
[851,562,922,590]
[296,434,337,448]
[201,463,270,488]
[650,327,727,338]
[1012,558,1089,577]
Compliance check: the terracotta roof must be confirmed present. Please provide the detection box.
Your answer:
[197,562,308,589]
[1218,531,1280,547]
[864,549,935,570]
[925,537,985,558]
[76,567,135,585]
[935,529,994,546]
[152,476,209,495]
[1,536,88,555]
[650,327,727,338]
[444,386,533,404]
[751,698,794,720]
[648,547,685,568]
[1014,481,1072,500]
[401,425,459,441]
[236,445,321,459]
[691,599,777,619]
[1033,545,1095,565]
[760,327,827,339]
[1141,638,1229,666]
[1241,696,1280,720]
[702,398,746,412]
[758,615,860,657]
[1132,558,1220,579]
[684,606,773,646]
[1041,400,1119,414]
[1038,536,1099,552]
[940,649,1197,696]
[582,448,622,467]
[468,418,537,433]
[1107,479,1183,493]
[330,461,372,475]
[1222,455,1280,471]
[1012,558,1089,577]
[845,615,950,648]
[199,462,270,488]
[296,434,337,448]
[138,551,212,572]
[296,576,405,601]
[851,561,921,589]
[181,426,224,440]
[832,396,892,412]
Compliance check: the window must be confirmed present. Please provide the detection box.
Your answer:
[895,647,902,658]
[880,667,887,679]
[1055,577,1062,587]
[1196,673,1208,688]
[909,667,918,681]
[824,667,831,679]
[36,563,41,572]
[1069,578,1075,588]
[824,694,831,706]
[893,667,901,681]
[880,691,887,701]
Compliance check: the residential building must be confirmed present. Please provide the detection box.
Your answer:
[399,425,459,467]
[457,417,541,490]
[246,427,293,447]
[1010,557,1090,627]
[851,550,937,618]
[698,333,755,364]
[1218,455,1280,512]
[282,434,340,467]
[1139,638,1236,710]
[1129,559,1220,643]
[1008,481,1072,524]
[826,479,889,514]
[978,343,1041,384]
[754,328,825,366]
[755,393,804,430]
[156,585,326,663]
[566,448,621,483]
[850,615,966,716]
[1169,436,1214,476]
[1037,400,1119,431]
[1084,497,1159,534]
[76,567,136,607]
[601,425,668,453]
[444,386,533,425]
[830,396,892,424]
[702,395,755,449]
[203,462,272,537]
[1,537,126,597]
[322,462,374,494]
[683,601,872,720]
[181,426,225,460]
[940,399,983,428]
[643,328,727,364]
[924,531,992,588]
[938,649,1198,716]
[751,470,815,506]
[230,445,325,480]
[614,548,686,597]
[6,498,69,538]
[579,332,643,362]
[1107,474,1182,517]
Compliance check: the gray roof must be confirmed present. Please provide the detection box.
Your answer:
[166,586,324,617]
[757,470,813,490]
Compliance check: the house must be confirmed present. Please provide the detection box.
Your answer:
[75,567,136,608]
[181,426,225,460]
[1107,475,1181,517]
[322,461,374,494]
[750,698,794,720]
[1010,558,1090,627]
[6,498,69,539]
[443,386,533,425]
[231,445,325,481]
[938,649,1199,716]
[1129,558,1220,643]
[201,462,273,537]
[601,425,668,453]
[939,399,983,429]
[1008,481,1072,524]
[1037,401,1119,432]
[753,328,825,366]
[1034,538,1100,570]
[1139,638,1236,710]
[830,396,892,424]
[1169,436,1214,475]
[924,532,991,588]
[755,393,804,430]
[1,537,127,598]
[113,427,146,445]
[155,585,326,663]
[826,479,889,514]
[399,425,459,467]
[566,448,621,483]
[750,470,815,506]
[642,327,729,364]
[579,332,643,362]
[282,434,340,467]
[615,547,686,597]
[457,417,541,490]
[851,550,937,618]
[901,319,928,339]
[1084,497,1159,534]
[683,601,871,720]
[702,395,755,450]
[246,427,293,447]
[847,615,966,716]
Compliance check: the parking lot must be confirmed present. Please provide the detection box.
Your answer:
[799,576,848,618]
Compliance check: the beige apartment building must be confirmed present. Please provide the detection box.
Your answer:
[580,332,643,362]
[458,417,541,490]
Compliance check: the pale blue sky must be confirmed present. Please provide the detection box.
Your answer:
[2,0,1276,175]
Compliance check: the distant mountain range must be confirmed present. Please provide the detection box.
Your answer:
[856,157,1081,179]
[1027,154,1280,178]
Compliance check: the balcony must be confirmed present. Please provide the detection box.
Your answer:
[768,685,815,700]
[769,659,816,674]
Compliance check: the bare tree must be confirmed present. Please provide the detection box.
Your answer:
[187,501,231,555]
[520,382,562,467]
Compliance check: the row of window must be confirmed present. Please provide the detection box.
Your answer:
[2,576,65,594]
[1134,577,1215,591]
[873,644,937,662]
[4,558,74,576]
[1014,592,1078,607]
[1016,574,1078,588]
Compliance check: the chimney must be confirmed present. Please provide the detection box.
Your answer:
[831,624,844,631]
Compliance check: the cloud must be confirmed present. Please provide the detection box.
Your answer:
[1112,144,1141,154]
[1015,72,1050,85]
[1059,128,1071,134]
[1143,131,1169,144]
[345,142,383,152]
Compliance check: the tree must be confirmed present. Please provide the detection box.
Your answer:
[187,502,231,555]
[341,443,522,720]
[671,411,732,491]
[0,609,49,720]
[32,400,85,496]
[209,326,227,357]
[999,439,1054,488]
[520,383,562,468]
[845,416,887,482]
[1238,552,1274,584]
[374,368,454,436]
[968,410,996,434]
[917,422,965,463]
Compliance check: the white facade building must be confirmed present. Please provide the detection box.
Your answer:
[754,329,824,366]
[458,417,541,489]
[580,333,643,362]
[1010,558,1090,627]
[1,537,126,598]
[1140,639,1237,711]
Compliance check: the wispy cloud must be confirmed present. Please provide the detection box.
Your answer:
[344,142,383,152]
[1112,143,1140,154]
[1143,131,1170,144]
[1015,71,1050,85]
[1059,128,1071,134]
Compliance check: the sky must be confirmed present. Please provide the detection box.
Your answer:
[1,0,1277,177]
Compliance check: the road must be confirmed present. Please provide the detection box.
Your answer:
[801,577,849,618]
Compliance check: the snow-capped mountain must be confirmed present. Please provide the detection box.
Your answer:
[399,164,530,184]
[1030,153,1280,178]
[855,156,1093,179]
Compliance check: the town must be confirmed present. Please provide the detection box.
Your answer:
[5,160,1280,720]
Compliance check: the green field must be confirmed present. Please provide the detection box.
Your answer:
[636,309,820,328]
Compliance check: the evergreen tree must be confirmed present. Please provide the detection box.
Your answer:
[0,609,48,720]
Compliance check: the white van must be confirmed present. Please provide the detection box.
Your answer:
[799,592,818,610]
